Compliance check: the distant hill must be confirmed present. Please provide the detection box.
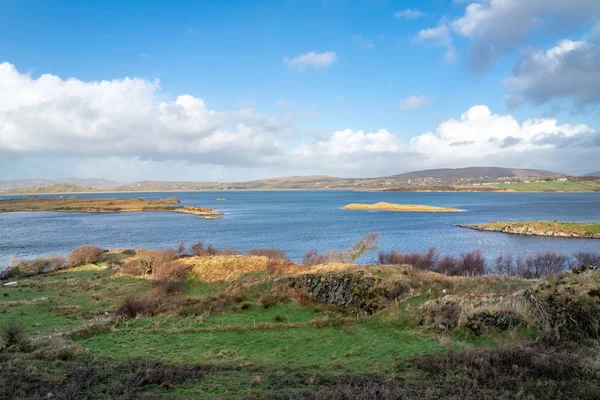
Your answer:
[1,184,95,194]
[584,171,600,177]
[389,167,561,179]
[0,178,121,191]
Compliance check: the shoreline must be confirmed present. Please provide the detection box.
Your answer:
[457,222,600,239]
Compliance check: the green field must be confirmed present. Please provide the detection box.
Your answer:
[496,180,600,192]
[1,254,599,399]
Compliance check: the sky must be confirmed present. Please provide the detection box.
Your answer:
[0,0,599,182]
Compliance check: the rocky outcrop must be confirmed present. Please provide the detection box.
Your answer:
[282,271,405,314]
[457,223,600,239]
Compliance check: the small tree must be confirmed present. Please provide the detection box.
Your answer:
[347,233,380,264]
[177,241,186,257]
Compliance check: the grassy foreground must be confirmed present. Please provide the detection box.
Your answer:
[0,196,220,218]
[461,221,600,239]
[341,202,462,212]
[1,249,599,399]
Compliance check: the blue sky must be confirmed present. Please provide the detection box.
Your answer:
[1,0,599,181]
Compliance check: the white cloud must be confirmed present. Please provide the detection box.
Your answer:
[416,22,457,63]
[398,95,436,110]
[394,9,426,19]
[505,39,600,108]
[451,0,600,69]
[284,51,337,71]
[408,105,595,170]
[1,63,598,178]
[0,62,287,166]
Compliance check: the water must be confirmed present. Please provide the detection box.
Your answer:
[0,191,598,265]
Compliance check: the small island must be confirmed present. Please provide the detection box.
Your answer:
[0,196,221,218]
[458,221,600,239]
[341,202,463,213]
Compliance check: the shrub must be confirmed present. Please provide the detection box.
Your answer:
[151,260,191,281]
[347,233,380,263]
[273,314,284,322]
[460,249,486,276]
[574,251,600,267]
[176,241,186,257]
[518,250,567,278]
[1,322,28,350]
[120,260,142,276]
[435,255,463,276]
[121,248,137,256]
[217,248,241,256]
[190,241,205,256]
[136,249,176,275]
[378,247,438,270]
[113,297,149,318]
[189,242,223,257]
[493,253,518,276]
[246,249,288,260]
[259,294,275,309]
[68,245,103,267]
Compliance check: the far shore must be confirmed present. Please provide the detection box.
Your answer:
[0,196,221,218]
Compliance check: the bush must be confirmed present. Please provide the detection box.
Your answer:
[460,249,486,276]
[120,260,142,276]
[518,250,567,278]
[574,251,600,267]
[68,245,103,267]
[347,233,379,263]
[189,241,220,257]
[1,322,28,350]
[246,249,288,260]
[151,260,191,281]
[435,255,463,276]
[136,249,176,275]
[113,297,149,318]
[378,247,438,270]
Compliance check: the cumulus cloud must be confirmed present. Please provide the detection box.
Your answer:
[451,0,600,70]
[408,105,596,171]
[416,22,457,63]
[398,95,436,110]
[505,39,600,108]
[394,9,426,19]
[1,63,598,178]
[0,62,287,166]
[284,51,337,71]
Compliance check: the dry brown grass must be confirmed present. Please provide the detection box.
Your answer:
[341,202,463,212]
[179,255,303,282]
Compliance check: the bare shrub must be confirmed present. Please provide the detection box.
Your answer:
[121,249,136,256]
[68,245,103,267]
[302,249,320,266]
[120,260,142,276]
[190,241,205,256]
[136,249,176,275]
[378,247,438,270]
[1,322,29,349]
[151,261,191,281]
[493,253,517,276]
[460,250,486,276]
[518,250,567,278]
[176,241,186,257]
[246,248,288,260]
[435,255,463,276]
[574,251,600,267]
[113,297,149,318]
[189,241,223,257]
[347,233,380,263]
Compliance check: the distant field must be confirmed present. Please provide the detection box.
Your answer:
[496,180,600,192]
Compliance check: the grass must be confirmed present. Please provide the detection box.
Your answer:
[0,196,220,216]
[463,221,600,238]
[1,248,598,398]
[341,202,462,212]
[496,180,600,192]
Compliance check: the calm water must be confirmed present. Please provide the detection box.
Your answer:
[0,191,599,266]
